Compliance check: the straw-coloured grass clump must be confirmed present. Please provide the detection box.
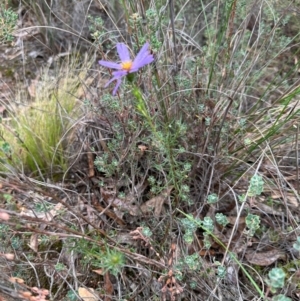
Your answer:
[0,57,92,179]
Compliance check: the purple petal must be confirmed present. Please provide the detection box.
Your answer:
[134,42,150,62]
[112,70,128,78]
[131,42,154,71]
[103,70,127,95]
[104,76,117,88]
[104,70,127,87]
[112,79,122,95]
[116,43,131,62]
[99,60,121,69]
[131,54,154,72]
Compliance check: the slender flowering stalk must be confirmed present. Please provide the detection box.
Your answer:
[99,42,154,95]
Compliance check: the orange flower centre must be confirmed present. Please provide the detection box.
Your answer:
[121,61,133,71]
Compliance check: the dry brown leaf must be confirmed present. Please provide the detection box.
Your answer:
[245,248,286,266]
[20,203,63,221]
[91,195,125,226]
[271,192,299,208]
[103,187,138,207]
[28,234,39,252]
[106,195,138,216]
[104,273,113,301]
[250,199,283,216]
[44,203,64,220]
[92,269,104,275]
[137,144,148,156]
[286,194,299,208]
[27,81,37,97]
[271,192,282,199]
[9,277,24,284]
[1,253,14,260]
[227,216,245,225]
[87,148,95,178]
[78,287,97,301]
[0,211,10,221]
[20,291,32,298]
[140,187,173,217]
[102,186,172,217]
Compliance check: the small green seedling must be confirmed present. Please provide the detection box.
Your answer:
[266,268,286,293]
[293,236,300,251]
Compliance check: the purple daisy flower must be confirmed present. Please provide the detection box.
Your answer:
[99,42,154,95]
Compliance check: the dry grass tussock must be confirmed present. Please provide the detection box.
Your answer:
[0,0,300,300]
